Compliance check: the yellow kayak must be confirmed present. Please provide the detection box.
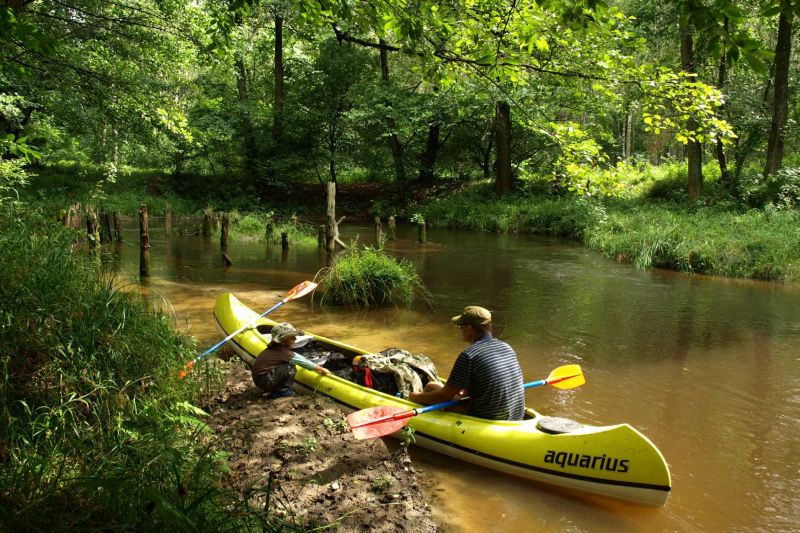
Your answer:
[213,292,671,505]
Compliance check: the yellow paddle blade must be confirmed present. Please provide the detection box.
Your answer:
[546,364,585,389]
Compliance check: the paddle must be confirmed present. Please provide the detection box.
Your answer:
[347,364,585,440]
[178,280,317,379]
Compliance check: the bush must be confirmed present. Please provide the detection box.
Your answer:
[315,245,430,307]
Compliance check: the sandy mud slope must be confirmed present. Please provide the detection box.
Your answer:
[209,361,438,532]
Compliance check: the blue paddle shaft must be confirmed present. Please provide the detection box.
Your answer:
[191,299,286,364]
[414,378,547,415]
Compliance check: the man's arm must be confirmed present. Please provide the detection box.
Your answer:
[408,383,462,405]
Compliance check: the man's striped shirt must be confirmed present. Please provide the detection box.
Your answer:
[446,333,525,420]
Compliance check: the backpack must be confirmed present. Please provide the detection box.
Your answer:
[352,348,440,397]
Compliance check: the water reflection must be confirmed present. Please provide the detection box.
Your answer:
[103,221,800,532]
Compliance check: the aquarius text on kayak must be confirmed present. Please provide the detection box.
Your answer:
[544,450,629,473]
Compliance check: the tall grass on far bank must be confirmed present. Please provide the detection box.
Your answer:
[315,245,431,307]
[0,207,264,530]
[229,211,318,246]
[416,180,800,283]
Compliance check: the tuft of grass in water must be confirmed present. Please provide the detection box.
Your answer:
[315,245,430,307]
[0,205,296,530]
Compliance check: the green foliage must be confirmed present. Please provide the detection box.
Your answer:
[0,158,31,203]
[739,167,800,209]
[0,206,273,529]
[315,245,430,307]
[640,68,735,144]
[231,211,317,246]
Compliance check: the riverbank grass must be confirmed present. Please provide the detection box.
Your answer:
[0,206,263,530]
[416,165,800,282]
[229,211,318,246]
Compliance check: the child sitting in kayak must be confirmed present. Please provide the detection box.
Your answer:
[249,322,330,399]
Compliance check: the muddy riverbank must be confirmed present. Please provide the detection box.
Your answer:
[209,360,438,532]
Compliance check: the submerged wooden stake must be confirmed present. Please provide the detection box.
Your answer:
[417,220,426,244]
[326,182,336,254]
[113,211,122,242]
[139,204,150,276]
[86,206,100,250]
[220,212,229,249]
[375,216,382,244]
[99,207,112,244]
[165,203,172,236]
[202,208,212,237]
[388,215,396,240]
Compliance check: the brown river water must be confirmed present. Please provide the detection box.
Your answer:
[108,221,799,532]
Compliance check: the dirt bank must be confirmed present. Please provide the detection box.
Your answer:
[209,360,438,532]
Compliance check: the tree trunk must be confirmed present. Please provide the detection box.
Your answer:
[273,15,284,143]
[679,18,703,203]
[764,10,793,177]
[495,101,512,196]
[380,42,406,184]
[715,16,731,189]
[418,121,440,186]
[235,53,258,181]
[623,108,634,161]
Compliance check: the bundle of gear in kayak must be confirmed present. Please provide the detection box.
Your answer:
[296,343,440,397]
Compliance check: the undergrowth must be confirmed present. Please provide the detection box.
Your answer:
[0,206,305,530]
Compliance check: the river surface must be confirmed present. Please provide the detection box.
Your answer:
[109,220,800,532]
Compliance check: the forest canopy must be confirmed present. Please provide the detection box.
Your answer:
[1,0,798,205]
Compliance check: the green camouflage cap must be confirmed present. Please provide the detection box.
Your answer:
[271,322,304,342]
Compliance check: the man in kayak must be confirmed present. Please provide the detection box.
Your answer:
[408,306,525,420]
[248,322,330,399]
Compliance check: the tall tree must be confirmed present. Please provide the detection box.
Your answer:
[273,14,284,143]
[679,3,704,203]
[495,101,512,195]
[764,1,797,177]
[379,41,406,184]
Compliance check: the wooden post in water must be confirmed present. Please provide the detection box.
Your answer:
[281,231,289,250]
[220,212,229,249]
[202,208,212,237]
[221,213,232,266]
[86,206,100,250]
[139,204,150,276]
[165,203,172,236]
[326,182,336,254]
[318,225,325,248]
[265,221,274,243]
[417,220,426,244]
[99,207,112,244]
[374,216,382,245]
[66,203,81,228]
[113,211,123,242]
[388,215,396,240]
